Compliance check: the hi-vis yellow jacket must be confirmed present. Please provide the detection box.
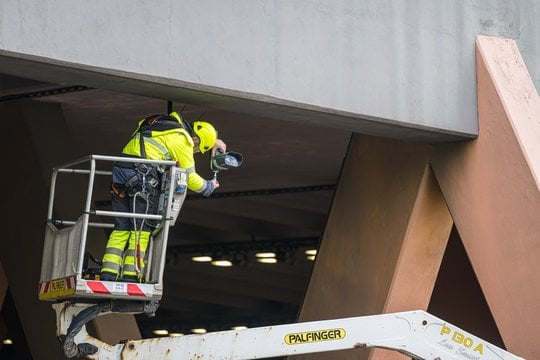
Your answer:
[122,116,207,193]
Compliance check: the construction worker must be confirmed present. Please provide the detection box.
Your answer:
[100,112,226,282]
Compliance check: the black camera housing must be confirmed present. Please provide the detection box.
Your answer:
[210,151,243,172]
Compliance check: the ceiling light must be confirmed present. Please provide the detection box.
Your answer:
[169,333,184,337]
[257,257,277,264]
[192,255,212,262]
[152,329,169,336]
[306,255,316,261]
[191,328,207,334]
[211,260,233,267]
[255,252,276,258]
[3,339,13,345]
[232,326,248,330]
[304,249,317,256]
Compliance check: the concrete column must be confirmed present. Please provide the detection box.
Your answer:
[369,166,453,360]
[431,36,540,359]
[296,135,453,360]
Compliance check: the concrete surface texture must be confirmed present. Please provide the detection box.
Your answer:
[296,135,447,360]
[431,35,540,359]
[1,1,539,140]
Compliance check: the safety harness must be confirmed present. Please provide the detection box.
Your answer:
[120,114,193,281]
[135,114,193,159]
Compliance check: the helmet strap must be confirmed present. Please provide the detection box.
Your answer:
[183,119,195,137]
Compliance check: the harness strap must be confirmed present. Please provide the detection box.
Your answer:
[139,134,147,159]
[135,114,184,160]
[135,134,172,160]
[111,183,126,199]
[138,114,161,158]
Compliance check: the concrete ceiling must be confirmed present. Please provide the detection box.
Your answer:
[1,73,351,338]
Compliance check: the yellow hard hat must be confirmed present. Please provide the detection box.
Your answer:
[193,121,217,154]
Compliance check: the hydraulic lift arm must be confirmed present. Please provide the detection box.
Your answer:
[54,302,524,360]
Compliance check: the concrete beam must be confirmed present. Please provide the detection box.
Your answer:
[0,52,467,143]
[1,1,538,141]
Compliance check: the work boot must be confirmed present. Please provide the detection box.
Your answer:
[99,271,117,282]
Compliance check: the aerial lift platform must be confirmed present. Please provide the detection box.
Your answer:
[39,154,186,303]
[40,155,524,359]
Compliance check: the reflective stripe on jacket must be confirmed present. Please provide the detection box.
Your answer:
[122,125,206,193]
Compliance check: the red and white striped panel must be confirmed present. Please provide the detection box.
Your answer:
[84,280,155,299]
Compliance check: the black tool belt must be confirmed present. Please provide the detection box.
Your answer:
[115,154,143,169]
[116,161,163,196]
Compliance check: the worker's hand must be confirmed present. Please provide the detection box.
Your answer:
[201,178,220,197]
[212,139,227,155]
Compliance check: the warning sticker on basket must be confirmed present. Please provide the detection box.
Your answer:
[50,278,66,292]
[39,275,76,300]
